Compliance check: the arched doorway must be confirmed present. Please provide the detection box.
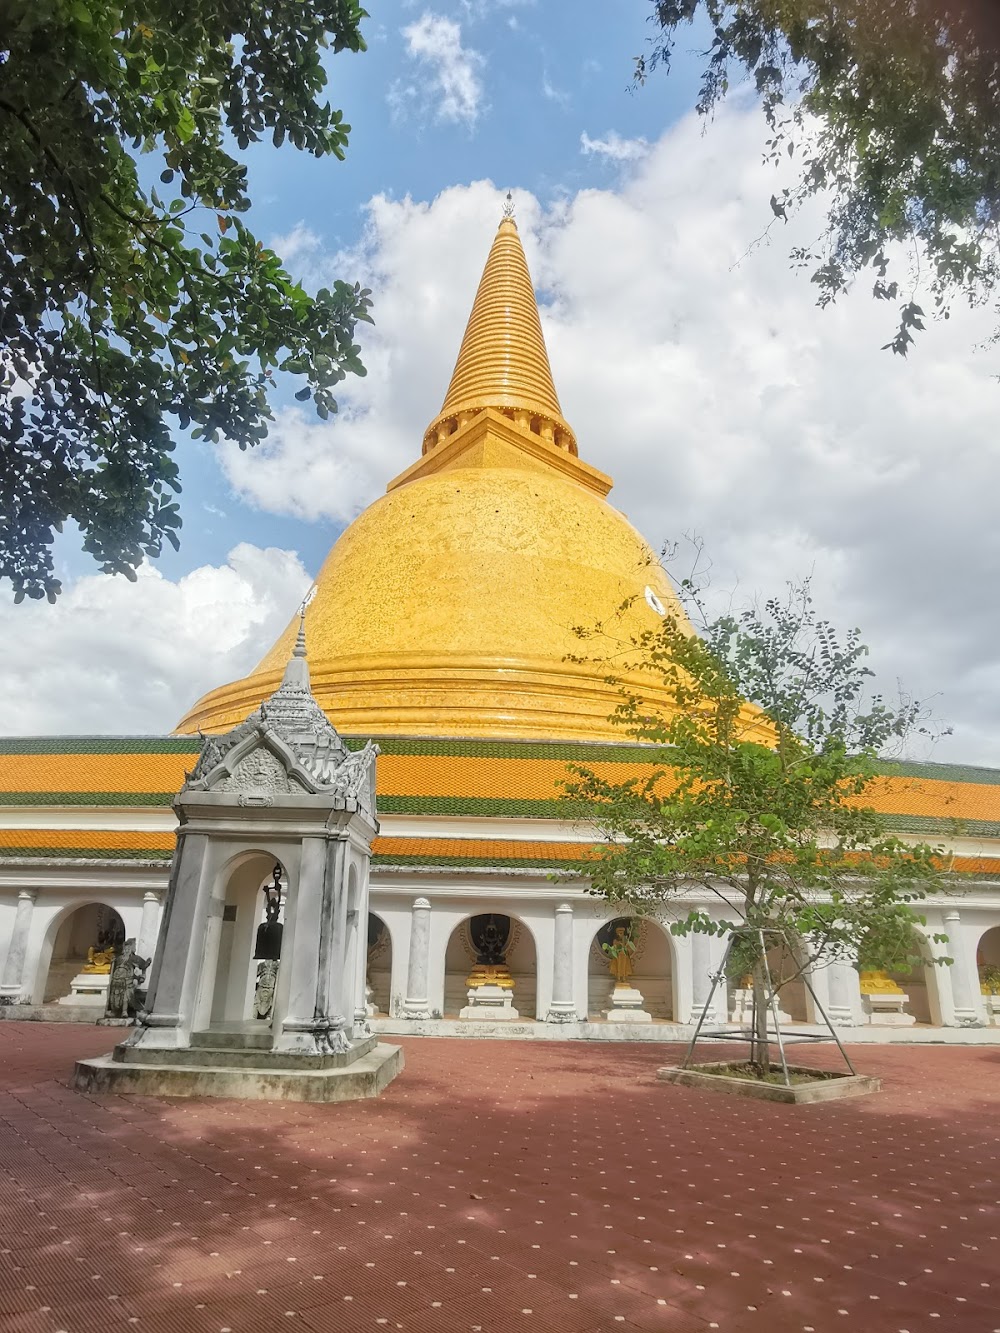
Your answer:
[444,913,537,1019]
[367,913,392,1017]
[201,853,288,1029]
[858,924,941,1025]
[976,924,1000,1023]
[722,930,814,1025]
[587,917,674,1021]
[42,903,125,1004]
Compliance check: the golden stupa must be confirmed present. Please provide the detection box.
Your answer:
[178,209,691,741]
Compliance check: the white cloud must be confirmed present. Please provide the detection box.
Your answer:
[392,13,486,127]
[580,130,650,162]
[542,73,569,106]
[0,546,310,734]
[219,109,1000,766]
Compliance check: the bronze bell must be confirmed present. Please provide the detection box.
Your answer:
[253,864,284,961]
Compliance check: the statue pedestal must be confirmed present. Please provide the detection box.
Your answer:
[862,992,916,1025]
[59,973,111,1007]
[365,982,379,1019]
[729,988,792,1027]
[460,983,519,1021]
[603,984,652,1023]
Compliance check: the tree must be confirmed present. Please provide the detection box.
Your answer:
[563,571,951,1075]
[635,1,1000,359]
[1,1,372,602]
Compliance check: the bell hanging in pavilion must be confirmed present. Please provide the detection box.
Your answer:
[253,863,284,961]
[254,919,283,961]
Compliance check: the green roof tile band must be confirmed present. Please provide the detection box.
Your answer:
[0,846,175,861]
[0,737,201,755]
[0,791,177,807]
[2,733,1000,784]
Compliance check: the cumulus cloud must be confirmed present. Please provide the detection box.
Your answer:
[219,107,1000,765]
[580,130,650,162]
[0,545,311,734]
[391,13,486,127]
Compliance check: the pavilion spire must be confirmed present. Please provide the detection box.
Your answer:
[422,199,577,455]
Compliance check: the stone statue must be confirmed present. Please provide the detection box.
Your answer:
[104,940,150,1021]
[83,945,115,974]
[253,960,279,1020]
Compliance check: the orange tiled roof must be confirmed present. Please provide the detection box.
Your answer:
[0,739,998,861]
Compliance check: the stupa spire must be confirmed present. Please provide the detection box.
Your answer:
[422,197,577,455]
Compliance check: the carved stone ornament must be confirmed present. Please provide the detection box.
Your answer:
[184,646,378,819]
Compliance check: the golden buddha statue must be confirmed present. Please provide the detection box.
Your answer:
[859,968,904,995]
[82,944,115,974]
[604,925,636,986]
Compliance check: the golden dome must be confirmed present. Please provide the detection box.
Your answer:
[177,212,692,741]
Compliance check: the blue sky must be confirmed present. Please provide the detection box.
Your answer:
[11,2,1000,764]
[65,1,711,586]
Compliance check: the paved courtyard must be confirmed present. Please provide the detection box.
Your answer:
[0,1026,996,1333]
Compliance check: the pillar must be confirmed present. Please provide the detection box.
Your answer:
[0,890,37,1005]
[943,910,983,1026]
[136,891,161,963]
[690,926,722,1024]
[545,903,577,1022]
[403,897,433,1020]
[353,914,371,1035]
[826,960,860,1026]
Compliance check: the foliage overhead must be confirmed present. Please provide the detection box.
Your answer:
[636,1,1000,358]
[563,567,953,1065]
[1,0,372,602]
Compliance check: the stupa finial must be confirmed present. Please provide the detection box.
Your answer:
[422,199,577,456]
[293,608,308,659]
[282,586,316,686]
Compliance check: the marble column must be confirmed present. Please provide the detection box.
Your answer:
[825,960,860,1026]
[136,891,161,963]
[690,927,722,1025]
[0,890,37,1005]
[403,897,433,1020]
[545,903,577,1022]
[943,910,982,1026]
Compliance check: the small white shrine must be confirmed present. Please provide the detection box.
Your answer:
[74,622,402,1101]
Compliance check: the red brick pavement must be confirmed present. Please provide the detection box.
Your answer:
[0,1026,997,1333]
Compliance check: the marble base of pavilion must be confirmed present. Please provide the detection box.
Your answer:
[73,1027,403,1102]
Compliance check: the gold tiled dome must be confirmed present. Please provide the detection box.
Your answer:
[177,211,691,740]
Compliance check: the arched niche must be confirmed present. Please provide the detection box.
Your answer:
[976,924,1000,970]
[587,917,675,1020]
[722,930,816,1024]
[865,924,942,1026]
[976,924,1000,1023]
[443,913,538,1019]
[764,934,812,1023]
[366,912,392,1017]
[37,902,125,1004]
[204,851,289,1028]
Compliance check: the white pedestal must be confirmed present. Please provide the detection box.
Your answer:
[460,984,519,1021]
[862,992,916,1025]
[59,973,111,1008]
[603,984,652,1023]
[365,982,379,1019]
[729,988,792,1027]
[983,993,1000,1025]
